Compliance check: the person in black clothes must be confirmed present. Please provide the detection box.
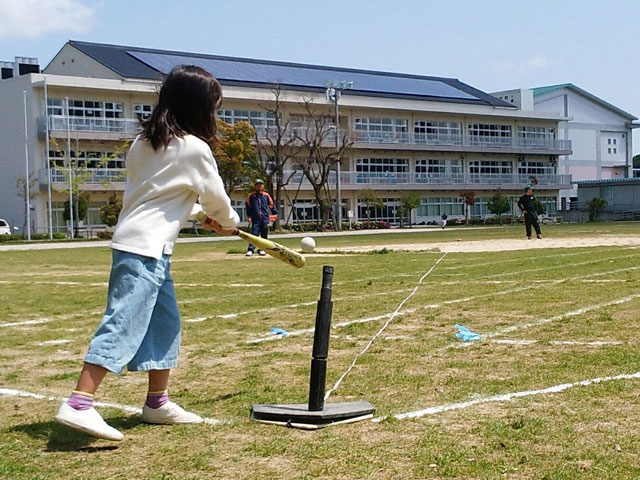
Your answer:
[517,185,542,239]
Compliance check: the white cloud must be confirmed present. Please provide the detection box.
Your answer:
[0,0,96,39]
[491,55,549,75]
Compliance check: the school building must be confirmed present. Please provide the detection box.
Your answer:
[0,40,588,234]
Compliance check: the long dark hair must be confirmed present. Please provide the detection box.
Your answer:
[141,65,223,150]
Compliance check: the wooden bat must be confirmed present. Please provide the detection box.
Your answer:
[196,212,306,268]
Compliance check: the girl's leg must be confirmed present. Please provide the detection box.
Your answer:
[148,369,170,392]
[75,362,108,395]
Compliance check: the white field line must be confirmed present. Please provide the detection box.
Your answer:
[36,339,72,346]
[247,264,640,344]
[373,371,640,422]
[324,253,448,400]
[438,246,638,272]
[471,252,639,280]
[488,339,624,346]
[0,319,54,328]
[0,280,107,287]
[184,288,414,323]
[0,388,223,426]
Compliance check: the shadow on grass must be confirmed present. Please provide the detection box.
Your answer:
[8,415,142,452]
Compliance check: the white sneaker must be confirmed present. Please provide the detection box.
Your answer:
[257,249,266,256]
[245,251,253,257]
[141,401,203,424]
[55,402,124,441]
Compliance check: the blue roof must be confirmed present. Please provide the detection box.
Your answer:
[63,40,514,108]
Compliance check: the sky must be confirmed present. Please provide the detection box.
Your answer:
[0,0,638,153]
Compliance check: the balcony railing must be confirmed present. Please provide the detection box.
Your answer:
[283,170,572,187]
[47,167,127,184]
[48,115,141,135]
[255,127,571,152]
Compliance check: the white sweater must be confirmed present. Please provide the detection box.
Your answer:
[111,135,239,259]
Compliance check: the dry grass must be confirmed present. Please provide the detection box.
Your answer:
[1,222,640,479]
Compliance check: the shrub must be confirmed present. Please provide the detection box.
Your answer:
[53,232,66,239]
[31,233,48,240]
[97,230,113,239]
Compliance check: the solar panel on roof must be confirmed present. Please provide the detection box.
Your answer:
[127,50,478,101]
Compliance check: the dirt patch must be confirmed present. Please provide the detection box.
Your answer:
[318,235,640,254]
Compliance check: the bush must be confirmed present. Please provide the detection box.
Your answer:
[97,230,113,239]
[53,232,66,239]
[31,233,49,240]
[0,234,24,242]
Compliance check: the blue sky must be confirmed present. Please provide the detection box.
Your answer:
[1,0,638,153]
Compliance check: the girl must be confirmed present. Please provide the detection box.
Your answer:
[55,66,239,441]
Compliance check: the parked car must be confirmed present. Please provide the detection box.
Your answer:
[0,219,11,235]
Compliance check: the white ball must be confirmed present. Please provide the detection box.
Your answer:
[300,236,316,252]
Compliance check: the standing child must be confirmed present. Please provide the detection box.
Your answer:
[245,179,277,256]
[55,66,240,441]
[441,213,448,229]
[517,185,542,239]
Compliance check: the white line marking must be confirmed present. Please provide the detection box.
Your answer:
[324,253,448,400]
[374,371,640,422]
[489,339,623,346]
[0,280,107,287]
[0,319,53,328]
[36,339,72,346]
[0,387,223,425]
[246,264,640,344]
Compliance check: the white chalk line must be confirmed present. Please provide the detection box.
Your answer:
[0,387,223,426]
[438,246,638,272]
[324,253,448,400]
[0,310,103,329]
[373,371,640,422]
[0,319,54,328]
[184,288,415,323]
[0,280,108,287]
[246,264,640,344]
[488,339,624,346]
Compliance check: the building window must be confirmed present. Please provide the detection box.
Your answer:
[231,200,247,222]
[47,98,63,116]
[468,124,512,146]
[217,109,276,128]
[49,150,125,170]
[518,161,554,176]
[469,160,513,175]
[415,159,462,182]
[354,117,408,143]
[356,158,409,183]
[417,197,464,217]
[357,197,401,223]
[292,200,319,224]
[133,103,154,120]
[414,120,461,144]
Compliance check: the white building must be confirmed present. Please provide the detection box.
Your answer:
[492,84,638,210]
[0,41,574,236]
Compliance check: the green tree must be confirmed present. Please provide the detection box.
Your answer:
[458,190,476,222]
[487,192,511,224]
[359,189,383,225]
[16,172,39,239]
[534,197,546,216]
[398,192,421,227]
[586,197,607,221]
[64,192,89,225]
[633,154,640,172]
[213,120,256,193]
[99,193,122,227]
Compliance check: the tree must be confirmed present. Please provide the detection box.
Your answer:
[534,197,545,216]
[16,173,39,238]
[633,154,640,176]
[295,100,353,230]
[458,190,476,222]
[359,189,383,225]
[487,192,511,224]
[212,119,256,193]
[586,197,607,221]
[50,137,129,237]
[99,193,122,227]
[252,85,303,229]
[398,192,421,227]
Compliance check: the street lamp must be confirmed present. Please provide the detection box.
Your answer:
[325,80,353,230]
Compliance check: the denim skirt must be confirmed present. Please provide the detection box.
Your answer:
[84,249,181,374]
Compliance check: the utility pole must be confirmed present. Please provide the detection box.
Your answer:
[22,91,31,240]
[325,80,353,230]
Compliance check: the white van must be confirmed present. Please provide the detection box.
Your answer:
[0,219,11,235]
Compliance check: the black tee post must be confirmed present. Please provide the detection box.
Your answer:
[308,265,333,411]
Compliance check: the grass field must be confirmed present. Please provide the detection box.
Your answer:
[1,223,640,479]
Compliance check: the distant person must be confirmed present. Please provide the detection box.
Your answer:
[517,185,542,239]
[245,179,278,256]
[441,213,448,229]
[55,66,239,441]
